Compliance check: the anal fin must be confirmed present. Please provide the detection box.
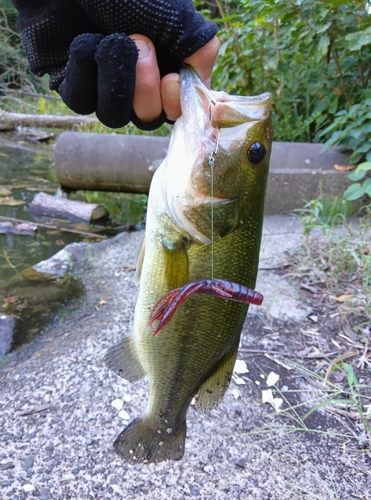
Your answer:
[196,339,239,412]
[104,336,146,382]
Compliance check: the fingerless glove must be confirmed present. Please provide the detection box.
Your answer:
[12,0,217,129]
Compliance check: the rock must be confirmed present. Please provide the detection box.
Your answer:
[0,462,14,470]
[189,486,200,496]
[235,458,247,468]
[23,484,35,492]
[203,464,214,474]
[0,315,16,357]
[111,398,123,411]
[38,488,50,500]
[22,454,35,471]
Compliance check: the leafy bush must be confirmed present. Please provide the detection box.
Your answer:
[0,0,50,109]
[344,161,371,201]
[198,0,371,153]
[2,0,371,165]
[316,99,371,164]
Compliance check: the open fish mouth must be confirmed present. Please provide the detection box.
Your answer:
[160,66,272,244]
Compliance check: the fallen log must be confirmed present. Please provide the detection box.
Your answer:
[0,109,99,129]
[29,192,108,223]
[0,215,107,239]
[0,221,38,236]
[55,132,167,193]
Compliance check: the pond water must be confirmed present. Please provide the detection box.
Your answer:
[0,134,145,353]
[0,135,146,284]
[0,141,87,283]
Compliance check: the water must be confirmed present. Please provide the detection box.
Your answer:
[0,137,146,284]
[0,140,87,283]
[0,135,145,352]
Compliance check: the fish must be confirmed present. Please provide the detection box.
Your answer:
[104,65,273,464]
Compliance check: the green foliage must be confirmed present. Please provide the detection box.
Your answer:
[77,191,148,227]
[344,161,371,200]
[0,0,50,109]
[2,0,371,165]
[198,0,371,153]
[294,197,371,317]
[293,192,353,238]
[316,99,371,164]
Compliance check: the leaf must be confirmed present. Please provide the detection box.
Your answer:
[341,362,359,389]
[333,164,355,172]
[348,170,367,182]
[345,26,371,51]
[318,34,330,55]
[363,178,371,197]
[330,0,350,5]
[334,294,353,303]
[348,162,371,181]
[344,183,364,201]
[315,22,332,34]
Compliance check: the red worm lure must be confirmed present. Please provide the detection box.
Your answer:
[148,278,264,336]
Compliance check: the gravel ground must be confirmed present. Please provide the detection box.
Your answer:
[1,217,370,500]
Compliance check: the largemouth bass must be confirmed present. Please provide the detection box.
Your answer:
[105,66,273,464]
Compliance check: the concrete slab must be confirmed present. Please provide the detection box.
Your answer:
[55,133,354,214]
[265,142,352,214]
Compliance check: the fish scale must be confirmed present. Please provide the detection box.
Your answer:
[104,65,273,463]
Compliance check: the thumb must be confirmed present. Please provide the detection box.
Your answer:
[183,36,219,88]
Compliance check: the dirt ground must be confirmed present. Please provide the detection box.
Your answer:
[0,216,370,500]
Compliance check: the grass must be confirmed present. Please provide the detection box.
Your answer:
[242,358,371,446]
[292,198,371,320]
[233,199,371,497]
[234,356,371,500]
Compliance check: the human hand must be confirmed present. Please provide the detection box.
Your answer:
[12,0,219,130]
[131,34,220,124]
[130,35,219,122]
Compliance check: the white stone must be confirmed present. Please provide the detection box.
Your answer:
[111,398,123,411]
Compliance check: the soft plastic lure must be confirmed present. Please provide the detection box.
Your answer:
[149,278,263,336]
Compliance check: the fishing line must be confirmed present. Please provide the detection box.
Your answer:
[208,100,220,280]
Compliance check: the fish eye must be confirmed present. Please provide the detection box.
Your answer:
[247,142,266,164]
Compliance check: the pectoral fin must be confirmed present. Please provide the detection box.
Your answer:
[184,199,240,241]
[162,237,189,290]
[104,335,146,382]
[196,339,239,412]
[134,235,146,285]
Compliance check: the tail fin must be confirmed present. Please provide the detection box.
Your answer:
[113,417,186,464]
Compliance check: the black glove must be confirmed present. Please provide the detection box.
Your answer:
[12,0,218,130]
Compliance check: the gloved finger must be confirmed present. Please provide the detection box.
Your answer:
[129,35,165,129]
[160,73,181,122]
[59,34,104,115]
[95,34,138,128]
